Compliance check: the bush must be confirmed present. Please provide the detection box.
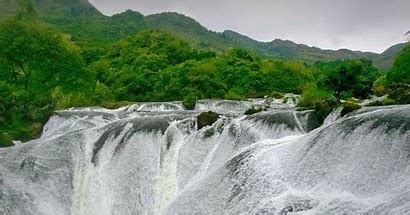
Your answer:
[298,88,338,123]
[101,101,135,109]
[382,98,396,106]
[372,75,388,96]
[52,88,94,109]
[388,85,410,104]
[298,88,335,108]
[270,91,284,99]
[183,94,198,110]
[224,89,245,101]
[0,132,14,147]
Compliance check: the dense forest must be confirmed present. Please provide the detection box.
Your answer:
[0,2,409,147]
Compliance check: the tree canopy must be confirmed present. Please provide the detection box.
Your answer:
[0,17,92,146]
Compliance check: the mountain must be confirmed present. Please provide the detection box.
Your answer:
[373,42,409,70]
[0,0,405,68]
[145,12,239,51]
[222,30,377,62]
[0,0,18,19]
[0,0,102,19]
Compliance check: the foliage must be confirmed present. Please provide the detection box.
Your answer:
[298,87,339,123]
[386,45,410,85]
[90,32,318,104]
[271,91,284,99]
[388,86,410,105]
[298,88,335,108]
[2,0,400,69]
[383,45,410,105]
[372,75,388,96]
[340,102,361,117]
[316,59,379,100]
[183,93,198,110]
[0,16,93,147]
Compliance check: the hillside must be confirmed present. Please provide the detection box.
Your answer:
[0,0,405,67]
[222,30,377,62]
[145,12,239,51]
[0,0,18,19]
[373,42,409,70]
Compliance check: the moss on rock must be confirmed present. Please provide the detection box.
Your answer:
[197,111,220,129]
[341,102,361,117]
[244,106,266,115]
[271,91,284,99]
[0,132,14,147]
[102,101,136,109]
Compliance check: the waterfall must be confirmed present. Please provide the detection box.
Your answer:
[195,100,252,113]
[154,120,189,214]
[1,103,409,214]
[323,107,343,126]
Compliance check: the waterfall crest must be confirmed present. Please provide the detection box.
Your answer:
[1,102,409,214]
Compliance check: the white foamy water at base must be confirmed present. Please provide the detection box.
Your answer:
[1,103,409,214]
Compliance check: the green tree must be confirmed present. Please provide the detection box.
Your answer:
[319,59,378,100]
[387,45,410,85]
[386,45,410,104]
[0,16,93,146]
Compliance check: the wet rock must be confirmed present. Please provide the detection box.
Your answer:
[341,102,361,117]
[296,110,321,132]
[279,199,318,215]
[197,111,220,129]
[244,106,267,115]
[246,110,304,132]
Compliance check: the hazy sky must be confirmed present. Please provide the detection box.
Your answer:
[89,0,409,53]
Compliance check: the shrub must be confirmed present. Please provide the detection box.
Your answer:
[388,85,410,104]
[270,91,284,99]
[0,132,14,147]
[101,101,135,109]
[224,88,245,100]
[183,94,198,110]
[298,88,338,123]
[382,98,396,106]
[298,88,335,108]
[372,75,388,96]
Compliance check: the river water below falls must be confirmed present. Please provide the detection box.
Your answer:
[1,100,409,214]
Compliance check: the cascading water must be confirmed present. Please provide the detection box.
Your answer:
[0,101,409,214]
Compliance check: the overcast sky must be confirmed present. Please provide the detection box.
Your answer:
[89,0,409,53]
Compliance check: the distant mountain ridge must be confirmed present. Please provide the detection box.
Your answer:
[373,42,409,69]
[222,30,377,62]
[0,0,406,69]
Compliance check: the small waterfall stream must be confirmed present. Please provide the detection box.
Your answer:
[0,100,409,214]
